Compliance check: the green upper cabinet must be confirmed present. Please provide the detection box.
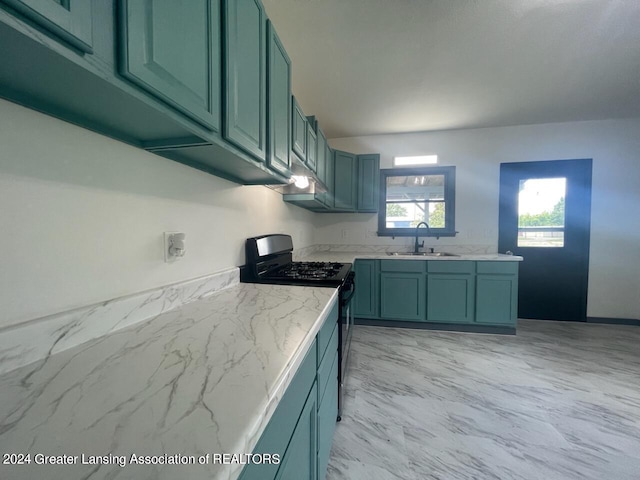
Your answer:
[324,143,334,208]
[291,96,307,161]
[223,0,267,161]
[333,150,358,211]
[266,20,291,177]
[357,154,380,212]
[306,121,317,172]
[1,0,93,53]
[118,0,221,131]
[316,127,327,186]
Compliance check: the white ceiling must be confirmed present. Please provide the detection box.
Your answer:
[262,0,640,139]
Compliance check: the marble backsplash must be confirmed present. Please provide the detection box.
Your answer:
[0,268,239,375]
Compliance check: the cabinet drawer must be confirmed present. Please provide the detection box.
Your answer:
[380,259,426,273]
[476,261,519,275]
[427,261,474,274]
[317,300,339,364]
[317,329,338,403]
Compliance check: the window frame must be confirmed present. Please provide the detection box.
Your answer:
[377,166,457,238]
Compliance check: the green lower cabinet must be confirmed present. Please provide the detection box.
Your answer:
[354,260,378,318]
[276,382,318,480]
[426,261,475,323]
[240,304,339,480]
[426,274,475,323]
[380,272,425,321]
[475,275,518,325]
[317,351,338,479]
[363,260,518,328]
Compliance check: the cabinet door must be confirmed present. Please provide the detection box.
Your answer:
[380,273,425,321]
[291,96,307,161]
[2,0,93,52]
[266,21,291,176]
[276,383,318,480]
[323,144,334,208]
[119,0,220,131]
[317,352,338,480]
[306,123,317,172]
[333,150,357,211]
[357,154,380,212]
[476,275,518,325]
[427,274,475,323]
[224,0,266,161]
[354,259,378,318]
[316,129,326,182]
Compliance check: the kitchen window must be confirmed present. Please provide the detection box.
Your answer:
[378,166,456,237]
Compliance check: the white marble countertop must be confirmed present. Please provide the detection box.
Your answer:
[301,251,523,264]
[0,283,338,480]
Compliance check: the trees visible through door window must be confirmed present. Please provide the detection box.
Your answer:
[518,178,566,247]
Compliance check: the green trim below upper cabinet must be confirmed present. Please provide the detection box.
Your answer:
[118,0,221,131]
[223,0,267,162]
[2,0,93,52]
[266,20,291,177]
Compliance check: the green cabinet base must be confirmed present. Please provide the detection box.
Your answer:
[355,318,516,335]
[354,259,519,329]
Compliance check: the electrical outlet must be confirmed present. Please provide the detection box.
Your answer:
[164,232,186,263]
[341,229,348,240]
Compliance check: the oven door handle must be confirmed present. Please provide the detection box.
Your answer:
[341,287,355,306]
[340,272,356,305]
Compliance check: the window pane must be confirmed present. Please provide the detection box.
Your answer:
[386,175,445,202]
[518,178,566,247]
[385,202,445,228]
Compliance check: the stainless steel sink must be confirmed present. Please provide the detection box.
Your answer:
[386,252,459,257]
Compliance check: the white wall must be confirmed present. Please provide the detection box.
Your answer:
[0,99,315,329]
[324,119,640,320]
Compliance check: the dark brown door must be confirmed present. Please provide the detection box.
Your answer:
[499,159,592,321]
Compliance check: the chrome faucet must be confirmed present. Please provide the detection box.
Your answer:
[413,222,431,253]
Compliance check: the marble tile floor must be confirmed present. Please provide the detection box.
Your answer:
[326,320,640,480]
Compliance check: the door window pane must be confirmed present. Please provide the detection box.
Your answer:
[518,178,566,247]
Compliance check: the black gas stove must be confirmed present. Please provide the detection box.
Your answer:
[239,234,354,421]
[240,234,353,288]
